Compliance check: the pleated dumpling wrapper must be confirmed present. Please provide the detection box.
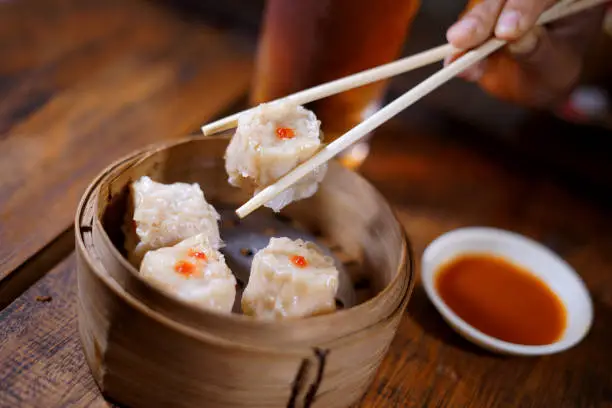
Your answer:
[140,234,237,313]
[242,237,339,320]
[124,176,222,266]
[224,101,327,212]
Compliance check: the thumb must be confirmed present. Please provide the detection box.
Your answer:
[505,4,606,105]
[509,26,581,101]
[473,27,580,108]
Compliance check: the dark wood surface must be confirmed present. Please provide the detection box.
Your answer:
[357,119,612,407]
[0,255,104,407]
[1,0,611,407]
[0,0,253,287]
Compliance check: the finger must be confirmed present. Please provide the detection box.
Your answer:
[442,52,463,66]
[506,28,581,107]
[446,0,505,49]
[444,54,487,82]
[509,4,606,79]
[494,0,555,40]
[460,62,488,82]
[475,4,606,108]
[507,26,541,55]
[545,3,607,54]
[514,28,579,86]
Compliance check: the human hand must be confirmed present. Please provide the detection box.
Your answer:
[445,0,605,108]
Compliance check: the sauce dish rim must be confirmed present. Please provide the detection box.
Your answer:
[420,226,594,356]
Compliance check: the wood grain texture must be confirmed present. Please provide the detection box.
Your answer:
[356,117,612,407]
[0,255,109,408]
[1,0,611,404]
[2,114,611,408]
[0,227,74,310]
[0,0,254,285]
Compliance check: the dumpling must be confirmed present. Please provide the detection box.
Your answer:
[241,237,339,320]
[124,176,222,266]
[224,101,327,212]
[140,234,236,313]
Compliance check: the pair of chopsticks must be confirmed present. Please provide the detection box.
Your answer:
[202,0,608,219]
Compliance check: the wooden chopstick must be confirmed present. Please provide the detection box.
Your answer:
[200,43,457,136]
[234,40,504,218]
[200,0,586,137]
[235,0,608,219]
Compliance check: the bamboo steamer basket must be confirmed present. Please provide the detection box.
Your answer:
[75,136,414,408]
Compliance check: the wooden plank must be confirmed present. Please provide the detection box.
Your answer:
[0,254,108,408]
[0,0,254,286]
[0,228,74,310]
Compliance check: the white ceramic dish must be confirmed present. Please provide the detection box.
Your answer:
[421,227,593,356]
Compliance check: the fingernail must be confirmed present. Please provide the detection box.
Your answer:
[496,10,521,37]
[447,18,478,42]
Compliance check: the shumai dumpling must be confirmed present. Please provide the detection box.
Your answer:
[140,234,236,313]
[241,237,339,320]
[124,176,222,266]
[224,101,327,212]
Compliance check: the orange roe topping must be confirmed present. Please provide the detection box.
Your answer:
[291,255,308,268]
[276,127,295,139]
[174,260,196,277]
[188,248,208,261]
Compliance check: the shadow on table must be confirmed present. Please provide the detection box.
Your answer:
[407,284,505,357]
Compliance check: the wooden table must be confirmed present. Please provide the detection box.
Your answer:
[1,1,611,407]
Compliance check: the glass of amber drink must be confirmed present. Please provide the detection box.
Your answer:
[250,0,421,169]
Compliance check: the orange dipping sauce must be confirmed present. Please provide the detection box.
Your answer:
[435,254,566,346]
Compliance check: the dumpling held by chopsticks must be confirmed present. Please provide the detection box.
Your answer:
[224,101,327,212]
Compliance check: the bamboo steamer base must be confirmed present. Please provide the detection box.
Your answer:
[75,136,414,408]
